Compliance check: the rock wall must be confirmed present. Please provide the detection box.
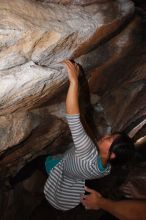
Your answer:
[35,0,111,5]
[0,0,146,219]
[0,0,145,180]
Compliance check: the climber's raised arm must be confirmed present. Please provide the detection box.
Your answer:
[63,60,80,115]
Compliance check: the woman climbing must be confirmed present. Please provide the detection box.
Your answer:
[44,60,135,211]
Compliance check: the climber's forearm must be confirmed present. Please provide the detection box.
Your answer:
[66,81,80,114]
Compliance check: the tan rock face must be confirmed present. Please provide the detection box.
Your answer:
[0,0,145,181]
[35,0,110,5]
[0,112,33,154]
[0,110,71,177]
[0,0,134,115]
[0,1,146,219]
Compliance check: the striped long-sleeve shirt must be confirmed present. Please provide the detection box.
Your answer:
[44,114,111,211]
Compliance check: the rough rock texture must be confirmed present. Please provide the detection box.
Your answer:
[0,0,139,168]
[0,112,33,153]
[0,0,145,215]
[0,0,134,116]
[0,0,146,219]
[0,0,145,177]
[35,0,111,6]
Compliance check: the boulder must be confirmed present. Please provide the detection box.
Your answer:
[35,0,113,6]
[0,0,134,115]
[0,0,145,180]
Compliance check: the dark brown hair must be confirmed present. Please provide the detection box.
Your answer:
[108,132,135,166]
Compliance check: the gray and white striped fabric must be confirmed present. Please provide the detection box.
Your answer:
[44,114,111,211]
